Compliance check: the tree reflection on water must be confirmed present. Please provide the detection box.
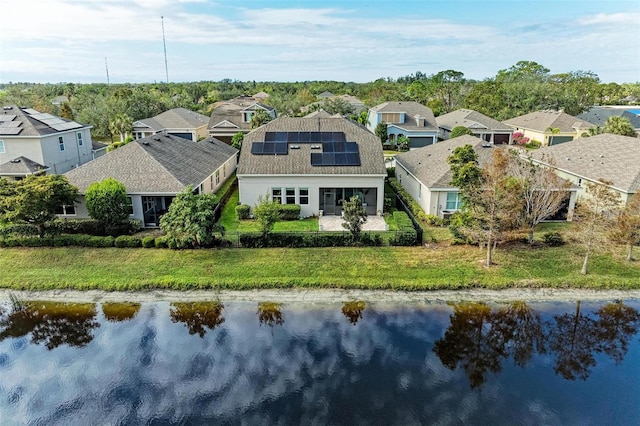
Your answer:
[434,300,640,388]
[257,302,284,328]
[342,301,366,325]
[102,302,141,322]
[170,302,225,338]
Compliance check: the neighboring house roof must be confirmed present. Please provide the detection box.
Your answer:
[51,96,68,106]
[394,135,498,189]
[577,107,640,130]
[133,107,209,132]
[252,91,270,100]
[0,105,88,137]
[304,109,342,118]
[237,116,386,176]
[529,133,640,193]
[64,134,237,193]
[369,101,438,131]
[436,109,512,132]
[317,91,334,98]
[0,156,48,175]
[208,96,275,132]
[503,110,594,132]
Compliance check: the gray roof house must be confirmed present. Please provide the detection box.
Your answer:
[64,134,238,227]
[208,95,276,144]
[436,109,513,144]
[529,133,640,204]
[504,110,594,146]
[0,105,96,179]
[577,106,640,135]
[366,101,439,148]
[237,116,387,217]
[132,107,210,142]
[395,135,577,220]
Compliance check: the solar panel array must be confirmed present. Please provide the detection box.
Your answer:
[0,114,23,135]
[251,131,361,166]
[24,110,83,132]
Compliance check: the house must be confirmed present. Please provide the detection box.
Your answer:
[317,91,334,99]
[0,105,95,179]
[577,106,640,136]
[237,116,387,217]
[366,101,439,149]
[302,94,367,116]
[208,95,276,144]
[252,91,270,101]
[394,135,577,220]
[132,107,210,141]
[529,133,640,205]
[436,109,513,144]
[503,110,594,146]
[63,134,238,227]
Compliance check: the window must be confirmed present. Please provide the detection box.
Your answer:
[286,188,295,204]
[418,184,422,199]
[243,111,253,123]
[223,163,226,178]
[380,112,402,123]
[76,132,83,146]
[271,188,282,204]
[215,169,220,185]
[58,136,65,151]
[126,197,134,215]
[299,188,309,205]
[55,204,76,215]
[445,192,461,210]
[0,140,5,153]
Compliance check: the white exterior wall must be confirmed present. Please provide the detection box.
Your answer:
[63,193,161,226]
[238,174,385,217]
[0,137,43,164]
[395,163,431,213]
[202,154,238,194]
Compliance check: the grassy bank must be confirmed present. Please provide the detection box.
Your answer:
[1,243,640,291]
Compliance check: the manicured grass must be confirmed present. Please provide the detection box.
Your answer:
[2,242,639,291]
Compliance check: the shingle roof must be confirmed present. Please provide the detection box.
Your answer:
[504,110,594,132]
[208,96,275,131]
[0,105,89,137]
[529,133,640,193]
[64,134,237,193]
[436,109,512,132]
[237,116,386,176]
[577,107,640,129]
[304,109,341,118]
[394,135,499,188]
[0,156,47,175]
[134,108,209,131]
[369,101,438,131]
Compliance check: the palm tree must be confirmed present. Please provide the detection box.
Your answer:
[603,116,637,137]
[109,113,133,142]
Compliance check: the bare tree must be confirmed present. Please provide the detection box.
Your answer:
[609,192,640,261]
[573,179,621,274]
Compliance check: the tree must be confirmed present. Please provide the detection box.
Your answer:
[573,179,621,274]
[60,102,74,120]
[429,70,467,113]
[85,178,131,235]
[396,135,410,151]
[0,175,78,237]
[342,301,366,325]
[159,186,221,248]
[170,302,225,337]
[341,195,367,240]
[374,122,388,145]
[446,144,481,194]
[602,116,637,137]
[609,192,640,261]
[231,132,244,150]
[249,109,272,129]
[450,126,473,138]
[322,97,355,116]
[253,193,280,237]
[109,113,133,142]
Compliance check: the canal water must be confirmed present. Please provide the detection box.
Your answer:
[1,298,639,425]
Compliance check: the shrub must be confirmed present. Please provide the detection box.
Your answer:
[543,231,565,247]
[115,235,142,248]
[87,236,115,247]
[236,204,250,220]
[278,204,301,220]
[50,218,141,236]
[384,196,393,212]
[423,214,444,226]
[154,236,168,248]
[390,211,418,245]
[141,236,155,248]
[525,140,542,149]
[0,224,39,237]
[387,178,428,225]
[386,166,395,178]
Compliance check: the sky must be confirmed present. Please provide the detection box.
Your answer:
[1,0,639,84]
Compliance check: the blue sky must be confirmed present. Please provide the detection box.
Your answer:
[2,0,639,84]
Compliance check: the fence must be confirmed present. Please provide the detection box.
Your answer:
[222,229,419,248]
[393,194,424,244]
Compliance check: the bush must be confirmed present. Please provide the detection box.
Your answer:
[115,235,142,248]
[154,236,168,248]
[422,214,444,226]
[236,204,250,220]
[50,218,141,236]
[278,204,301,220]
[525,140,542,149]
[390,211,418,246]
[543,231,565,247]
[387,178,428,225]
[387,167,395,178]
[141,236,155,248]
[87,236,115,247]
[0,224,39,237]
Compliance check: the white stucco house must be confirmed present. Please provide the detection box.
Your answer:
[63,134,238,227]
[237,116,387,217]
[0,105,98,179]
[366,101,439,149]
[132,107,210,141]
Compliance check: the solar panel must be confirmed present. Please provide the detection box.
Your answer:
[299,132,310,142]
[333,132,346,142]
[0,121,21,128]
[263,142,275,154]
[310,132,321,141]
[22,108,39,115]
[0,115,16,122]
[0,127,23,135]
[264,132,276,141]
[335,142,345,152]
[51,122,82,131]
[345,142,358,152]
[251,143,264,154]
[335,153,347,165]
[287,132,299,142]
[321,132,333,142]
[322,153,335,165]
[275,143,288,154]
[323,142,334,152]
[275,132,287,142]
[310,152,323,166]
[346,153,361,166]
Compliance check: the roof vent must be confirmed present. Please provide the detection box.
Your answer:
[311,145,321,149]
[153,137,161,141]
[599,154,604,158]
[3,106,13,111]
[566,157,570,161]
[10,158,21,163]
[290,145,300,149]
[142,141,150,145]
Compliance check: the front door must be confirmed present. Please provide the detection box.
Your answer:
[324,190,336,215]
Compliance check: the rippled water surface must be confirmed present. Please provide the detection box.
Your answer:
[1,298,639,425]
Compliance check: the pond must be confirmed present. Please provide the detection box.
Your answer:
[1,298,639,425]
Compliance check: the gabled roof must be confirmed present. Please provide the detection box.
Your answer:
[252,91,270,100]
[0,156,48,175]
[237,116,386,176]
[208,96,275,131]
[317,91,334,98]
[369,101,438,131]
[64,134,237,194]
[529,133,640,193]
[304,109,341,118]
[436,109,512,132]
[0,105,88,137]
[394,135,498,189]
[133,108,209,131]
[577,107,640,129]
[504,110,594,132]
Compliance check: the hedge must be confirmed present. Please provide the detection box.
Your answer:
[278,204,301,220]
[142,236,156,248]
[49,218,141,236]
[236,204,250,220]
[390,211,418,246]
[237,232,382,248]
[114,235,142,248]
[0,234,115,248]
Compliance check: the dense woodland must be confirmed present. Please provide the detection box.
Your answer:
[1,61,639,141]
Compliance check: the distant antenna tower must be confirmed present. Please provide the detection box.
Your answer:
[161,16,169,83]
[105,57,110,84]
